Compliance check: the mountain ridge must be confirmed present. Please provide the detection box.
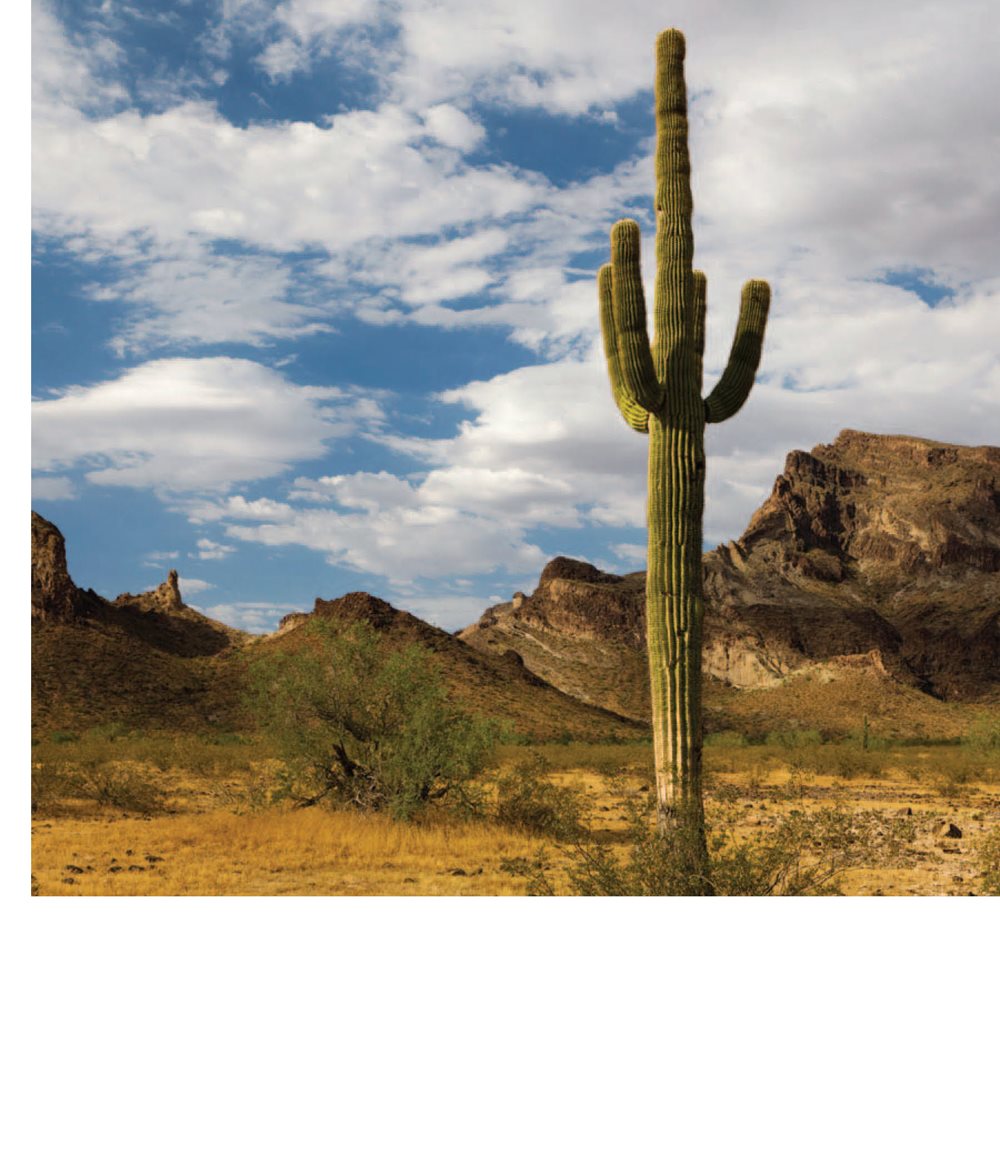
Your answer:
[461,430,1000,717]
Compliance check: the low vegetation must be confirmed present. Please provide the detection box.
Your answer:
[246,619,497,819]
[30,632,1000,895]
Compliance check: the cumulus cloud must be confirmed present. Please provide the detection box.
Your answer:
[32,357,383,492]
[176,576,214,596]
[223,503,548,583]
[30,0,1000,614]
[194,538,236,561]
[194,599,304,634]
[31,475,77,501]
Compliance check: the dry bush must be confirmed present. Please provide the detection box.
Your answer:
[518,780,919,897]
[974,828,1000,895]
[493,754,588,841]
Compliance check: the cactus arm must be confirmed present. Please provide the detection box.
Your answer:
[598,264,650,433]
[609,219,663,413]
[652,29,695,386]
[703,279,771,423]
[691,269,706,387]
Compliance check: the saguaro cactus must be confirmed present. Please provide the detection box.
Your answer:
[598,29,770,868]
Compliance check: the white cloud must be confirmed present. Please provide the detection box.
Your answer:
[176,576,214,596]
[31,475,77,501]
[194,599,303,634]
[142,550,180,567]
[32,357,383,492]
[88,245,332,354]
[30,1,1000,605]
[223,504,548,583]
[194,537,236,560]
[385,589,499,633]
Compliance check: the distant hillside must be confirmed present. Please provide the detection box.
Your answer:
[461,431,1000,726]
[30,513,642,741]
[32,430,999,741]
[31,512,250,732]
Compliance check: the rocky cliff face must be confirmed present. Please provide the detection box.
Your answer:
[32,511,96,622]
[461,431,1000,712]
[32,512,252,730]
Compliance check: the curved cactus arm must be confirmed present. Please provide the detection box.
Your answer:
[703,279,771,423]
[609,219,663,413]
[691,269,706,386]
[598,264,650,432]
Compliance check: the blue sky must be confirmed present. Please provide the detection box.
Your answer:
[31,0,999,631]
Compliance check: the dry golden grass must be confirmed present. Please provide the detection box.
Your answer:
[30,734,1000,896]
[32,808,541,896]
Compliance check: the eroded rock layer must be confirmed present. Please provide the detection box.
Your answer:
[461,431,1000,714]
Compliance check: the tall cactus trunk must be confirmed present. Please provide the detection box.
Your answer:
[598,30,770,885]
[647,416,706,849]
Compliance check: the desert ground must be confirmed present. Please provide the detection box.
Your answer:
[31,733,1000,896]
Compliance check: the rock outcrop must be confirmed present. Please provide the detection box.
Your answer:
[114,569,184,614]
[461,431,1000,713]
[31,511,95,622]
[32,512,252,731]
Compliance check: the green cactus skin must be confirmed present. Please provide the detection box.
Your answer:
[598,30,770,864]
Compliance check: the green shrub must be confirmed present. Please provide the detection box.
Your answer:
[246,618,496,821]
[704,731,748,748]
[494,756,587,842]
[965,714,1000,753]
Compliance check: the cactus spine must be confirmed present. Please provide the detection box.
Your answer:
[598,30,770,866]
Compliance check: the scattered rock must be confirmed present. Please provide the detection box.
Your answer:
[940,823,963,838]
[449,868,467,877]
[145,855,164,864]
[108,865,123,873]
[127,864,146,872]
[61,877,76,885]
[64,864,84,874]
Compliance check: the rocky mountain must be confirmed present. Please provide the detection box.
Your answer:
[461,431,1000,719]
[31,430,999,739]
[30,512,642,740]
[32,512,251,730]
[258,591,645,740]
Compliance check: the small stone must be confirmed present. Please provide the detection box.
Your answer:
[145,855,164,864]
[61,877,76,885]
[403,877,417,884]
[128,864,146,872]
[108,865,123,873]
[64,864,84,874]
[952,875,964,883]
[449,868,467,877]
[940,823,962,838]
